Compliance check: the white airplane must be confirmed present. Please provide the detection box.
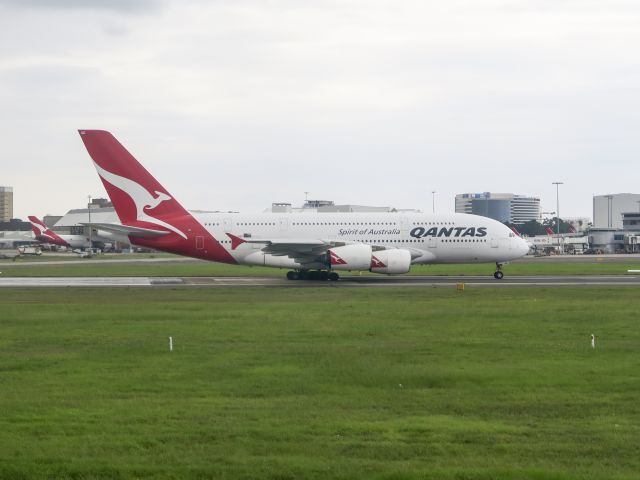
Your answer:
[78,130,529,280]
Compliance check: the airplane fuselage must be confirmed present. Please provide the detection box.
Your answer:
[184,211,529,269]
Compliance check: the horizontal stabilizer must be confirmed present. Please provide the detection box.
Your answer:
[81,222,170,238]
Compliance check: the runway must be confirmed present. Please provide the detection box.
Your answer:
[1,274,639,288]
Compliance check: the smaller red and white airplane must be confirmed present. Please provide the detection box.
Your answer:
[28,216,90,249]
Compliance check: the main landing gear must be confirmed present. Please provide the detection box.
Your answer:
[493,263,504,280]
[286,270,339,281]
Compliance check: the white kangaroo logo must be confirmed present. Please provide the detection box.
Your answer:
[31,220,56,240]
[93,161,188,239]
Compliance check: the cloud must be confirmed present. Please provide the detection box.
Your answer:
[0,0,165,13]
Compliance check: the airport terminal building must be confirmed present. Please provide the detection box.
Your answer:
[588,194,640,253]
[593,193,640,229]
[455,192,541,225]
[269,200,419,214]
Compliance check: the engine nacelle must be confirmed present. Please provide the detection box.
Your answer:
[370,249,412,275]
[243,251,304,269]
[327,244,372,271]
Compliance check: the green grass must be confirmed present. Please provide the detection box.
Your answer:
[1,255,639,277]
[0,252,177,262]
[0,258,277,277]
[1,287,639,479]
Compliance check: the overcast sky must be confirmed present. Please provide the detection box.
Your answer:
[2,0,639,221]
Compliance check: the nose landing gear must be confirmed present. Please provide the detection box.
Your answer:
[493,263,504,280]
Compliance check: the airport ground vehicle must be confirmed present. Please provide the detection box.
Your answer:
[17,245,42,256]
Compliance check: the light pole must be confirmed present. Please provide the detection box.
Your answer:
[87,195,93,257]
[551,183,563,235]
[552,182,563,253]
[432,191,436,214]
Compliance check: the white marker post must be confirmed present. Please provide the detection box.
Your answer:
[169,336,173,352]
[591,334,595,349]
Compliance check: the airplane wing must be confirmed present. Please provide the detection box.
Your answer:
[81,222,170,238]
[262,240,334,257]
[228,232,333,251]
[226,233,342,263]
[225,233,422,264]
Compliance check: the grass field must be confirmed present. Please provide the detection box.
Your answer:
[1,287,639,479]
[1,254,639,277]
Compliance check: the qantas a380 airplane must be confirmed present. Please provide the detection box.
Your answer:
[78,130,529,280]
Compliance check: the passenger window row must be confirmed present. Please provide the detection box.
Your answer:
[293,222,397,226]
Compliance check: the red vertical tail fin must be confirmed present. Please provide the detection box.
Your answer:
[78,130,235,264]
[78,130,188,236]
[28,215,45,237]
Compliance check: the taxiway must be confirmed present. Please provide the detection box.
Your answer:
[1,274,639,288]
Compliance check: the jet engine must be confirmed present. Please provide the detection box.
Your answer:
[327,244,373,271]
[370,249,412,274]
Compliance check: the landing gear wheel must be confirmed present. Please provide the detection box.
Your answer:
[328,272,339,281]
[286,271,298,280]
[493,271,504,280]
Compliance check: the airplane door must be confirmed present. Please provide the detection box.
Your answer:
[491,237,499,248]
[427,236,437,248]
[195,236,204,250]
[279,217,288,231]
[223,218,233,232]
[400,216,409,234]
